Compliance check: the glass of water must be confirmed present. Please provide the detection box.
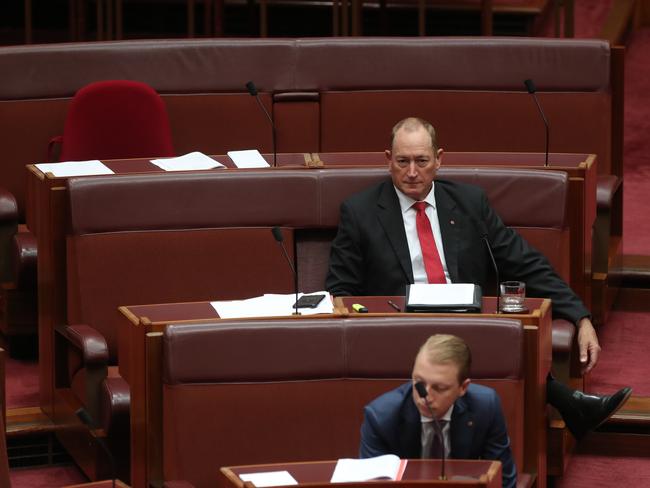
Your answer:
[499,281,526,313]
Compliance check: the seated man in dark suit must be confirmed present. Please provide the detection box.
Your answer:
[327,117,631,439]
[361,334,516,488]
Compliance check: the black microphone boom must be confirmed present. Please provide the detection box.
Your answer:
[414,381,446,480]
[76,408,117,488]
[523,78,550,167]
[246,80,277,167]
[271,227,299,315]
[481,235,500,314]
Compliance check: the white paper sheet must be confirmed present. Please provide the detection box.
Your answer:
[407,283,475,306]
[330,455,406,483]
[211,292,333,319]
[239,470,298,487]
[34,160,114,177]
[227,149,270,168]
[150,151,224,171]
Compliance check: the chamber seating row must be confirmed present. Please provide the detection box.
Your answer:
[150,316,528,488]
[0,37,621,345]
[52,166,559,485]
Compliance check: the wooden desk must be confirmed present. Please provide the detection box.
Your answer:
[119,297,550,488]
[25,153,310,420]
[221,459,502,488]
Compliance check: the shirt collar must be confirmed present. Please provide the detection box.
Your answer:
[420,403,453,424]
[394,182,436,214]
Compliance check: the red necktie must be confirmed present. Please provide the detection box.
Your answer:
[413,201,446,284]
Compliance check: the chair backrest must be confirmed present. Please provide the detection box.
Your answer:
[59,80,175,161]
[157,316,524,488]
[64,167,568,361]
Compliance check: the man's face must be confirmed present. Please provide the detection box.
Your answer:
[386,126,443,201]
[411,351,470,419]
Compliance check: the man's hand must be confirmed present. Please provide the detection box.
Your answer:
[577,318,601,374]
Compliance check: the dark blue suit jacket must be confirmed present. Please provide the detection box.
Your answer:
[359,382,516,488]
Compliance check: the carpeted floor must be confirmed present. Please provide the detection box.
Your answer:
[622,28,650,255]
[10,465,87,487]
[5,356,40,409]
[589,311,650,396]
[556,453,650,487]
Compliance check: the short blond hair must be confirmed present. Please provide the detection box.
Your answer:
[390,117,438,153]
[417,334,471,382]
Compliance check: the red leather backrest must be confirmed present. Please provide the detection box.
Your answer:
[161,317,524,488]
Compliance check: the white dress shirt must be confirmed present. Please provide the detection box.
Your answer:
[420,404,453,458]
[394,183,451,284]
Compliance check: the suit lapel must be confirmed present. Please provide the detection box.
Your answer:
[435,183,460,282]
[399,395,422,459]
[450,394,473,459]
[377,182,414,284]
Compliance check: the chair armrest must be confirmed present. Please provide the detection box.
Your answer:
[551,319,575,355]
[10,231,37,289]
[64,324,109,368]
[0,189,18,224]
[100,376,130,436]
[596,175,621,211]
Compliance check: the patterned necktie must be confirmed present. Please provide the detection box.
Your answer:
[412,201,446,283]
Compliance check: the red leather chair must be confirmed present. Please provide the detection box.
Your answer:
[2,80,175,349]
[49,80,174,162]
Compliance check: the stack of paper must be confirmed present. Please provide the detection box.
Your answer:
[34,160,114,177]
[239,471,298,487]
[150,151,224,171]
[228,149,270,168]
[330,455,407,483]
[211,292,333,319]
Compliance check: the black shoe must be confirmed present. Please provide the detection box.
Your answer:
[561,387,633,440]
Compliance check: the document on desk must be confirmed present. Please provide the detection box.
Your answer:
[227,149,270,168]
[330,455,407,482]
[211,292,333,318]
[405,283,482,313]
[34,160,114,177]
[239,470,298,487]
[150,151,225,171]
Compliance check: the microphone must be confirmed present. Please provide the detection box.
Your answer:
[246,81,277,167]
[75,408,117,488]
[523,79,550,167]
[271,227,299,315]
[481,234,501,314]
[414,381,446,480]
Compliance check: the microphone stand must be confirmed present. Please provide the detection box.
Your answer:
[524,78,550,167]
[415,382,446,480]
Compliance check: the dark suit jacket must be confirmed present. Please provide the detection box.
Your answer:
[325,178,589,323]
[360,382,516,488]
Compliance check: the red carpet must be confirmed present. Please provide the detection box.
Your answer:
[588,311,650,396]
[556,454,650,487]
[622,28,650,255]
[5,356,39,409]
[10,465,87,487]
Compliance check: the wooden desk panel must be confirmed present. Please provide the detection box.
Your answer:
[221,459,502,488]
[119,297,550,488]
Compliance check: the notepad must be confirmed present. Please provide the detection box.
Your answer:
[227,149,270,168]
[150,151,224,171]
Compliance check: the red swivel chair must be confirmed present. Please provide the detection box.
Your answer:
[49,79,175,161]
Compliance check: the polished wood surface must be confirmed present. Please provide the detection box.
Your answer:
[221,459,502,488]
